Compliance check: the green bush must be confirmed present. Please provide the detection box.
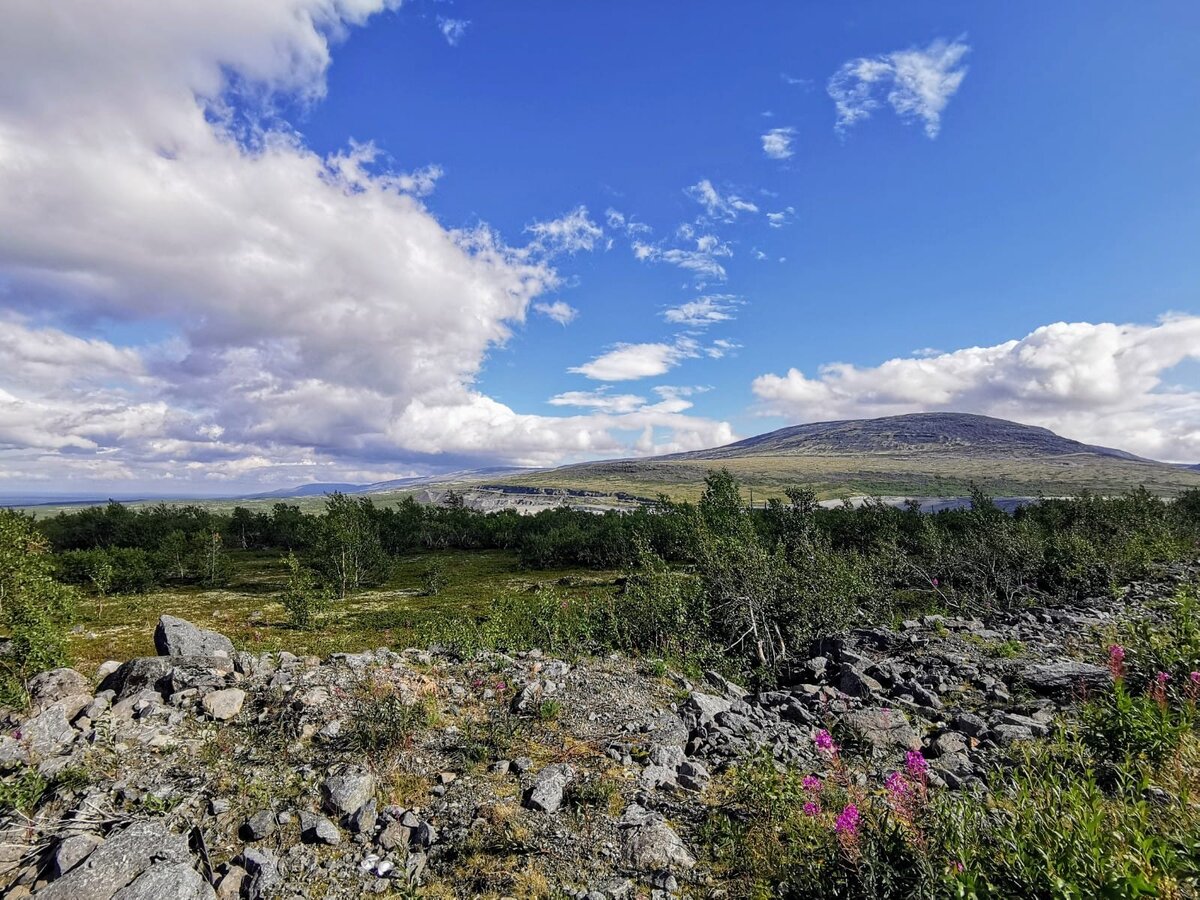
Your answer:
[279,551,330,630]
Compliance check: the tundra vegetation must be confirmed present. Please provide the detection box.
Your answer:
[2,475,1199,896]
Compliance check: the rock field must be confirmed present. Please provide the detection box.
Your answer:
[1,567,1192,898]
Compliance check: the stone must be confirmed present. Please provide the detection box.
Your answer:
[214,866,247,900]
[377,820,411,852]
[950,712,987,737]
[524,763,575,813]
[154,615,234,658]
[95,660,122,681]
[1000,712,1050,737]
[931,731,969,757]
[299,811,342,846]
[240,811,277,842]
[0,735,30,771]
[201,688,245,721]
[349,798,377,834]
[991,724,1034,745]
[682,692,732,726]
[620,805,695,873]
[21,702,79,759]
[27,668,91,713]
[241,848,281,899]
[321,766,376,819]
[53,833,103,878]
[111,862,216,900]
[35,820,191,900]
[837,667,883,698]
[1020,660,1110,696]
[842,707,922,752]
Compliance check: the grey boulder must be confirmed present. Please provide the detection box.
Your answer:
[35,820,191,899]
[154,615,234,659]
[112,862,215,900]
[28,668,91,713]
[524,763,575,813]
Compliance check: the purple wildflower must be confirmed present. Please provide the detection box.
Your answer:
[885,771,910,797]
[813,729,837,754]
[802,775,822,792]
[803,801,820,817]
[905,750,928,778]
[834,804,860,837]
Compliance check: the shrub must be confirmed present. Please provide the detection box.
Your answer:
[420,559,448,596]
[279,551,330,630]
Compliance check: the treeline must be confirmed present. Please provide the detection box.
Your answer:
[421,475,1200,680]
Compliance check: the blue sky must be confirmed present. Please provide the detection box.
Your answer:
[1,1,1199,491]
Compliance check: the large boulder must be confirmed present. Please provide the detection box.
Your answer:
[842,707,923,753]
[35,820,191,899]
[620,805,695,873]
[200,688,245,721]
[101,656,234,701]
[21,700,87,759]
[1020,660,1110,697]
[154,616,234,659]
[28,669,91,714]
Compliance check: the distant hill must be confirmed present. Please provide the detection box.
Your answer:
[665,413,1143,461]
[238,467,538,501]
[497,412,1200,501]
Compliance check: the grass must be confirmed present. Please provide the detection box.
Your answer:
[66,549,620,673]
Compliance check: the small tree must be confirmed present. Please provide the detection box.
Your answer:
[0,511,76,702]
[190,530,230,587]
[280,552,330,629]
[420,559,448,596]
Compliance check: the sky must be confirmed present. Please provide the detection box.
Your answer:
[1,1,1199,494]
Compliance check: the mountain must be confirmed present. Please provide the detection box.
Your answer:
[238,467,539,501]
[497,412,1200,501]
[664,413,1143,461]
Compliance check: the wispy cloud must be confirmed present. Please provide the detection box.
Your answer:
[829,38,970,138]
[533,301,578,326]
[766,206,795,229]
[547,389,646,413]
[526,206,603,255]
[663,295,741,328]
[570,337,701,381]
[761,126,796,160]
[633,231,733,282]
[437,17,469,46]
[686,179,759,222]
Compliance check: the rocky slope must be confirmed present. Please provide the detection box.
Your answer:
[0,568,1193,899]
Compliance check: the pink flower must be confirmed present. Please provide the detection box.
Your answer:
[803,801,820,817]
[1107,644,1126,679]
[813,729,837,754]
[1149,671,1170,706]
[1156,671,1171,684]
[834,804,860,836]
[905,750,928,778]
[802,774,822,792]
[931,577,939,588]
[1191,671,1200,685]
[951,860,965,874]
[885,771,910,797]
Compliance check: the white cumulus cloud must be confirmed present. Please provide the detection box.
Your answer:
[761,127,795,160]
[752,316,1200,462]
[533,301,579,326]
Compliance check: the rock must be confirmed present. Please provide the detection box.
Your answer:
[349,798,377,834]
[299,811,342,846]
[21,702,80,759]
[620,805,695,873]
[35,820,191,900]
[214,866,247,900]
[0,735,30,771]
[154,615,234,659]
[931,731,969,757]
[377,820,411,852]
[991,724,1034,745]
[1000,712,1050,737]
[95,660,122,681]
[1020,660,1110,696]
[240,811,277,842]
[111,862,216,900]
[842,707,922,752]
[27,669,91,714]
[53,833,103,878]
[100,657,175,699]
[950,712,987,737]
[524,763,575,813]
[241,848,281,899]
[837,667,883,698]
[321,766,376,819]
[201,688,245,721]
[681,692,732,726]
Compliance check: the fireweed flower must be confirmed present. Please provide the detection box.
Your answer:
[1150,671,1171,706]
[802,775,823,793]
[813,729,837,755]
[1107,644,1126,679]
[803,801,820,817]
[905,750,928,778]
[834,804,860,837]
[885,771,910,797]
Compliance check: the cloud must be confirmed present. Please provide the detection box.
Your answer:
[570,338,701,382]
[752,315,1200,462]
[706,338,741,359]
[0,0,732,487]
[526,206,604,255]
[533,301,579,326]
[686,179,759,222]
[547,390,647,414]
[634,231,733,283]
[761,127,796,160]
[829,38,969,138]
[766,206,795,229]
[437,17,469,46]
[663,295,741,328]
